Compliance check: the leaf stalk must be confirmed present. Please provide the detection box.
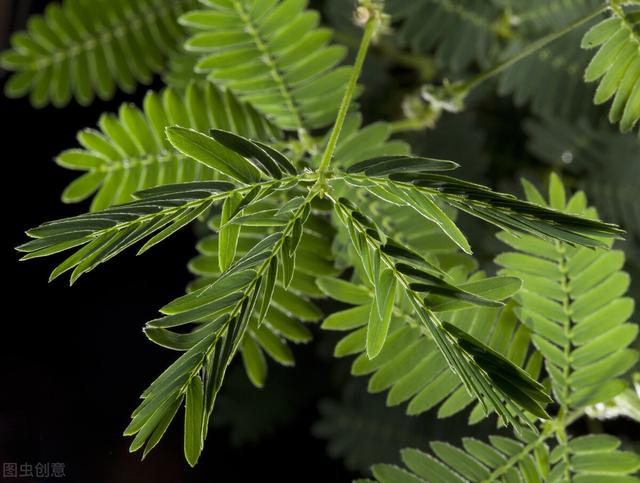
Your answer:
[317,7,380,177]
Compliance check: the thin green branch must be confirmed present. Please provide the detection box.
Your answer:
[334,31,436,82]
[459,4,608,93]
[317,10,380,175]
[556,239,576,480]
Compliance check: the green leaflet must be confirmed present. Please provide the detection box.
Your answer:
[166,127,262,183]
[426,276,522,312]
[333,198,549,430]
[219,193,242,272]
[347,155,459,175]
[210,129,296,177]
[399,189,472,255]
[280,237,297,288]
[258,257,278,327]
[240,336,268,388]
[367,268,397,359]
[184,375,205,466]
[317,277,371,305]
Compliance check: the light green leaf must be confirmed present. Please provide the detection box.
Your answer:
[258,257,278,326]
[184,375,205,467]
[219,193,242,272]
[241,337,267,388]
[317,277,371,305]
[367,269,397,359]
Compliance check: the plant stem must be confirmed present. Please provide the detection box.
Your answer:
[317,12,379,175]
[334,31,436,82]
[459,4,608,93]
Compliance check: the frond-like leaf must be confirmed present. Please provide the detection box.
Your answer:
[126,176,319,463]
[524,115,640,244]
[185,204,333,387]
[331,197,550,431]
[371,433,640,482]
[506,0,602,32]
[322,273,541,424]
[323,199,537,422]
[496,174,639,409]
[127,228,285,463]
[385,0,504,72]
[0,0,197,107]
[370,423,640,482]
[19,130,305,283]
[371,431,552,483]
[312,382,431,473]
[56,82,280,210]
[181,0,353,130]
[582,5,640,132]
[18,180,268,283]
[344,157,624,248]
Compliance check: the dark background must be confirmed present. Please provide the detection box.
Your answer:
[0,2,355,482]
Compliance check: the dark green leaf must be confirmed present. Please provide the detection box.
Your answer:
[367,268,397,358]
[184,376,205,467]
[348,156,459,175]
[209,129,283,179]
[166,127,261,183]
